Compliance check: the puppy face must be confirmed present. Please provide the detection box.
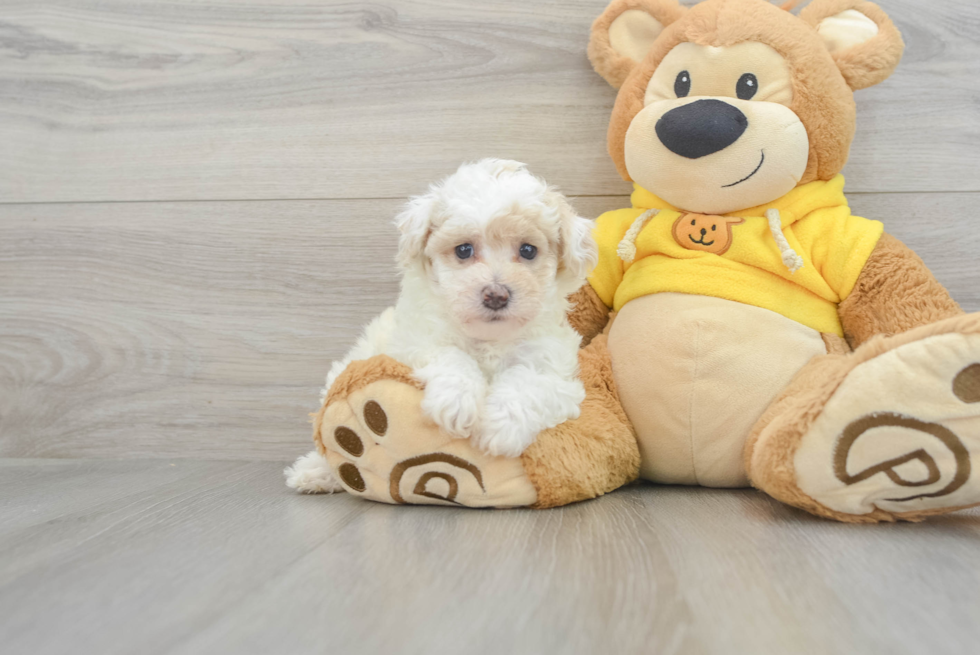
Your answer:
[396,159,597,342]
[425,210,555,340]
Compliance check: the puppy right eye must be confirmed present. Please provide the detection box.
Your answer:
[455,244,474,260]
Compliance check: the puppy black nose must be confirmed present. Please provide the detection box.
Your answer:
[655,99,748,159]
[700,228,707,236]
[482,286,510,311]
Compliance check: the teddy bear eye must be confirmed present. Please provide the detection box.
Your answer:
[455,243,474,260]
[737,73,758,100]
[675,71,691,98]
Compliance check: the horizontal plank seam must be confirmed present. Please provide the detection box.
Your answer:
[1,189,978,207]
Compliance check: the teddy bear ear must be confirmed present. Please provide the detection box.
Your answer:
[588,0,687,89]
[800,0,905,91]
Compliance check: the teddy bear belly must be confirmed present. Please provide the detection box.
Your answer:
[607,292,828,487]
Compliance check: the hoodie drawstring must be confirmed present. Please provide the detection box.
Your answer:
[766,208,804,274]
[617,209,659,264]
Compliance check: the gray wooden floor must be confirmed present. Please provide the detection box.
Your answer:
[3,1,980,653]
[3,459,980,655]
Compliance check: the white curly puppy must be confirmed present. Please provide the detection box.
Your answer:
[286,159,597,493]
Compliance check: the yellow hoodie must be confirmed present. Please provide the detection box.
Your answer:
[588,175,883,336]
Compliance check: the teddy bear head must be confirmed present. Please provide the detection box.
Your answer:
[588,0,904,215]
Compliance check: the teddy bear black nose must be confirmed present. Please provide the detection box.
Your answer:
[656,99,749,159]
[482,285,510,310]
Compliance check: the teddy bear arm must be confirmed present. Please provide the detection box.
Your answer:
[567,283,612,345]
[838,233,963,349]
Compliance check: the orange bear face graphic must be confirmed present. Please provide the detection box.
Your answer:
[672,213,745,255]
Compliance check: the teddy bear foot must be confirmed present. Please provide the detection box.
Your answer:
[308,335,640,509]
[749,314,980,522]
[313,355,538,507]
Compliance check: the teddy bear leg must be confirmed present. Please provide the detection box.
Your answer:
[745,314,980,523]
[310,334,638,508]
[520,333,641,508]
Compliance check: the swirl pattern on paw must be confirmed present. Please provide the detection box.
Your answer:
[794,330,980,516]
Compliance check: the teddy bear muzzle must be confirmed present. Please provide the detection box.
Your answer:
[655,99,749,159]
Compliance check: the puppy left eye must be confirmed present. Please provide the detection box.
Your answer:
[519,244,537,260]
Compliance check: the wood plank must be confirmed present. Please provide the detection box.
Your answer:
[1,192,977,460]
[0,197,405,459]
[0,0,978,203]
[1,459,979,655]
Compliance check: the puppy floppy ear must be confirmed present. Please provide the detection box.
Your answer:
[394,193,436,269]
[801,0,905,91]
[548,192,598,294]
[588,0,687,89]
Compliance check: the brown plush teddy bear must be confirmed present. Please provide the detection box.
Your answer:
[310,0,980,522]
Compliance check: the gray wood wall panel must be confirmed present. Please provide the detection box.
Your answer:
[1,459,978,655]
[2,192,978,460]
[1,0,978,203]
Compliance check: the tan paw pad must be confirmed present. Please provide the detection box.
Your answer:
[953,364,980,404]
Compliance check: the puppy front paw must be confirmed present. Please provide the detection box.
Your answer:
[419,374,485,439]
[475,391,539,458]
[285,451,345,493]
[477,421,537,458]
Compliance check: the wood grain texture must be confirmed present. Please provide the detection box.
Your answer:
[1,0,978,203]
[2,193,978,460]
[0,198,403,459]
[1,459,978,655]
